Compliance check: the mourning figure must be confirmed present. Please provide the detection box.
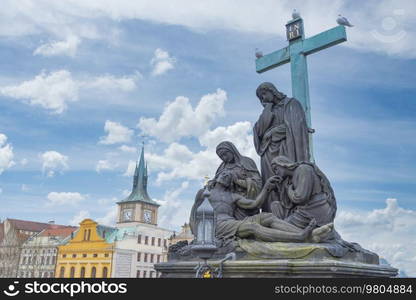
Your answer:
[253,82,310,212]
[205,169,333,243]
[190,141,262,234]
[269,156,337,229]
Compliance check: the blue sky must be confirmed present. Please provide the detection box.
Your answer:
[0,0,415,276]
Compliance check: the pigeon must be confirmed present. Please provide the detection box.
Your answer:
[255,48,263,59]
[337,14,354,27]
[292,9,301,19]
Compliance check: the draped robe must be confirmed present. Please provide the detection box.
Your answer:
[253,97,310,211]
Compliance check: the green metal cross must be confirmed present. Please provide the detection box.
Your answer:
[256,17,347,159]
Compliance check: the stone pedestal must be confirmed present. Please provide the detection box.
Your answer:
[155,259,398,278]
[155,241,398,278]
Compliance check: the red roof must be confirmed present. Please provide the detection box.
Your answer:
[7,219,70,233]
[39,227,77,237]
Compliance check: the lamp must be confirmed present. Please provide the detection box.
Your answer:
[191,187,217,277]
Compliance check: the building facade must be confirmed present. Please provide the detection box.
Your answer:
[112,146,173,278]
[19,226,77,278]
[0,219,69,278]
[55,219,117,278]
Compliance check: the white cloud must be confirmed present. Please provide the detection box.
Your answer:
[20,158,28,166]
[0,70,139,114]
[84,73,139,92]
[21,184,29,191]
[123,160,136,177]
[2,1,415,58]
[156,181,191,230]
[47,192,85,206]
[0,187,2,194]
[151,48,176,76]
[336,198,416,277]
[119,145,137,153]
[41,150,68,177]
[34,35,81,57]
[144,120,257,184]
[138,89,227,142]
[70,210,90,226]
[1,70,78,114]
[99,120,134,145]
[199,121,257,161]
[0,133,15,174]
[96,206,117,226]
[95,159,117,173]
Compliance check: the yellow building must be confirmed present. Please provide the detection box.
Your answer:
[55,219,117,278]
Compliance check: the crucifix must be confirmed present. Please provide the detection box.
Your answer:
[256,16,347,160]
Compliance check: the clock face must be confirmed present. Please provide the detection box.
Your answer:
[143,210,152,223]
[122,209,133,221]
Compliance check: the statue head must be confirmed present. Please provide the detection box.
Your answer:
[216,169,233,188]
[271,155,298,178]
[256,82,286,107]
[216,141,238,164]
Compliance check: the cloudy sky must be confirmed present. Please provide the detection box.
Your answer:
[0,0,415,276]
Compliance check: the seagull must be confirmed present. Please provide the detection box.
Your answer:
[337,14,354,27]
[255,48,263,59]
[292,9,301,19]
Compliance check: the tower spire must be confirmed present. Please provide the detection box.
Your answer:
[119,142,159,206]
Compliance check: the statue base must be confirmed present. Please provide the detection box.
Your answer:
[155,259,398,278]
[156,240,398,278]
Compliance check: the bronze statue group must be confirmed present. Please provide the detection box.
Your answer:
[191,82,338,245]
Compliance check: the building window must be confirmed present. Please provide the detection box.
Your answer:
[63,254,67,258]
[150,254,154,263]
[80,267,85,278]
[83,254,87,258]
[83,230,87,240]
[144,253,148,262]
[91,267,96,278]
[164,239,167,248]
[46,256,50,265]
[70,267,75,278]
[143,271,147,278]
[137,253,141,262]
[72,254,76,258]
[144,236,148,245]
[104,253,109,258]
[93,254,98,258]
[87,229,91,241]
[137,235,142,244]
[158,238,161,247]
[102,267,108,278]
[51,256,56,264]
[157,255,160,263]
[136,270,140,278]
[151,237,155,246]
[55,268,62,279]
[150,271,154,278]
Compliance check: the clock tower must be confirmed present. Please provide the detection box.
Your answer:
[116,145,160,227]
